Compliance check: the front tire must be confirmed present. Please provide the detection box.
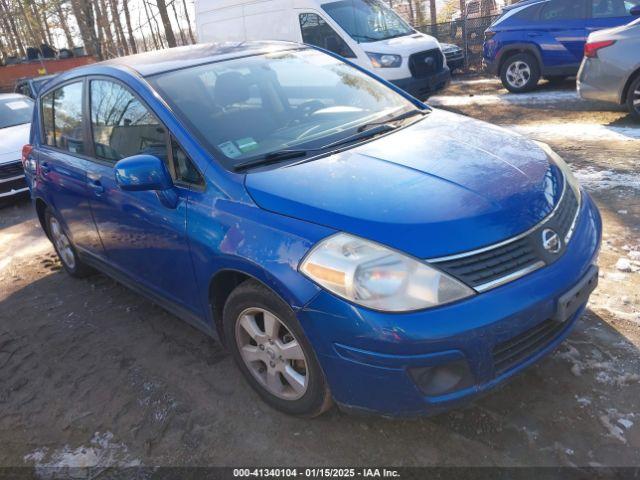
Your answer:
[45,209,94,278]
[223,280,332,417]
[626,75,640,121]
[500,53,541,93]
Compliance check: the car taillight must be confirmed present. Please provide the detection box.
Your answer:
[584,40,615,58]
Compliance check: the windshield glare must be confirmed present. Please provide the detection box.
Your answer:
[322,0,414,43]
[148,49,414,169]
[0,96,34,129]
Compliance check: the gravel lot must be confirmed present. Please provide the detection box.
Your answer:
[1,76,639,472]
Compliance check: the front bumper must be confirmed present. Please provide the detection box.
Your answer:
[298,192,602,416]
[0,161,28,199]
[390,67,451,99]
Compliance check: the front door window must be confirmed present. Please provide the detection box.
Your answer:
[299,13,356,58]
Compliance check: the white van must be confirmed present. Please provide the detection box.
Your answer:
[194,0,451,98]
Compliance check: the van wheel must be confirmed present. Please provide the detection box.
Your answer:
[500,53,540,93]
[223,279,332,417]
[626,76,640,121]
[45,209,94,278]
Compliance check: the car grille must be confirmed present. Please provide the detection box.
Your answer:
[0,161,23,180]
[492,319,567,376]
[431,180,580,291]
[408,49,444,78]
[444,50,464,62]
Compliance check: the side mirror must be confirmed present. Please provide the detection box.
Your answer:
[631,5,640,15]
[114,154,173,192]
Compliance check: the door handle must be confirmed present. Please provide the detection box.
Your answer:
[88,180,105,195]
[40,162,50,175]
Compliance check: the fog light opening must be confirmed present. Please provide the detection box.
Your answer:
[410,359,474,397]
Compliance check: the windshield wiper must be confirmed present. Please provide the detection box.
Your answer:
[233,124,396,172]
[356,108,428,132]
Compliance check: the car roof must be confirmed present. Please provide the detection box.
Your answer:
[95,41,303,77]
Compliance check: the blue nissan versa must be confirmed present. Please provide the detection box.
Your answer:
[484,0,640,92]
[23,42,601,417]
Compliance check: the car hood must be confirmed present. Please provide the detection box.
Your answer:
[0,123,30,163]
[245,109,563,259]
[362,33,440,56]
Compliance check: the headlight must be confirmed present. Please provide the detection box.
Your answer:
[300,233,474,312]
[534,141,581,204]
[366,52,402,68]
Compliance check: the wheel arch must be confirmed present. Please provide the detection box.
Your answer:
[621,66,640,106]
[497,44,542,73]
[35,197,50,239]
[208,266,310,346]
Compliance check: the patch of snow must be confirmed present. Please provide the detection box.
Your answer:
[575,396,591,407]
[616,258,632,272]
[600,414,627,444]
[451,78,498,85]
[512,123,640,142]
[430,90,580,106]
[618,419,634,430]
[572,166,640,191]
[23,432,141,478]
[617,210,628,214]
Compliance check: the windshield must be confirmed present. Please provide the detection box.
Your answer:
[148,48,416,170]
[322,0,414,43]
[0,96,34,129]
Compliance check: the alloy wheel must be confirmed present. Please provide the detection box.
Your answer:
[506,61,531,89]
[235,307,309,400]
[633,85,640,115]
[49,217,76,269]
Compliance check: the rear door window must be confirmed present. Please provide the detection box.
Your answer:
[89,79,167,164]
[41,82,85,154]
[591,0,639,17]
[539,0,587,20]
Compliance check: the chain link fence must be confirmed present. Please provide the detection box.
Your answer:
[416,14,500,71]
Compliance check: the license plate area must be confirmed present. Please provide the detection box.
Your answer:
[553,266,599,323]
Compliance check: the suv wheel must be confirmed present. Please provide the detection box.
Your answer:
[223,279,332,417]
[45,209,94,278]
[626,75,640,121]
[500,53,540,93]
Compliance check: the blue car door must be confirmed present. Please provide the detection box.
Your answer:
[38,80,105,255]
[83,78,204,317]
[534,0,589,69]
[585,0,640,34]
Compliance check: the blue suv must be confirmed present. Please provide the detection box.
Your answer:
[484,0,640,92]
[23,42,601,417]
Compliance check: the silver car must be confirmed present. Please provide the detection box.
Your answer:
[0,94,33,201]
[577,14,640,120]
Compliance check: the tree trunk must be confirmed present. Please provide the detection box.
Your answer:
[109,0,129,55]
[155,0,177,48]
[181,0,195,43]
[71,0,102,59]
[142,0,160,50]
[95,0,116,57]
[122,0,138,54]
[55,0,75,49]
[171,1,186,45]
[16,0,41,46]
[0,0,25,56]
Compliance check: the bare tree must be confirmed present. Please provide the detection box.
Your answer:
[155,0,177,48]
[54,0,76,49]
[181,0,196,44]
[108,0,129,55]
[170,1,187,45]
[121,0,138,54]
[0,0,26,56]
[142,0,161,50]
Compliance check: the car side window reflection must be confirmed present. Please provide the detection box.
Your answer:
[299,13,356,58]
[42,82,85,154]
[90,79,166,164]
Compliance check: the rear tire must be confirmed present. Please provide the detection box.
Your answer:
[500,52,541,93]
[223,279,332,417]
[626,75,640,121]
[45,209,94,278]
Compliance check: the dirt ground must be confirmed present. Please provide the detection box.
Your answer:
[1,76,639,472]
